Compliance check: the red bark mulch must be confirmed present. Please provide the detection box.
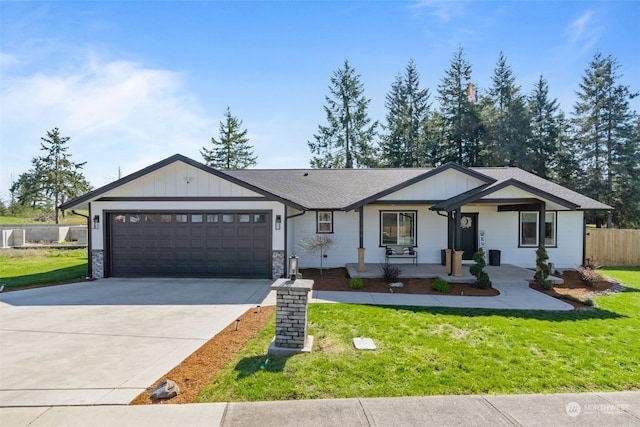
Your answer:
[301,268,499,296]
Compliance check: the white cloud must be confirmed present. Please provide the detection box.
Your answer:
[0,54,215,195]
[411,0,466,22]
[566,10,600,53]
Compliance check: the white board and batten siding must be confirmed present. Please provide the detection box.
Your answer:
[379,168,487,201]
[104,161,262,199]
[462,207,584,268]
[90,161,286,251]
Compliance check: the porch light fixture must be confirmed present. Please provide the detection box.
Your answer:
[288,254,299,281]
[92,215,100,229]
[275,215,282,230]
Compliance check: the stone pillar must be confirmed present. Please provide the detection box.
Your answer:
[92,250,104,279]
[445,248,452,274]
[357,247,366,272]
[268,278,314,356]
[452,250,464,277]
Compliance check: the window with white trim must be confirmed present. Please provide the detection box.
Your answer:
[519,211,556,247]
[317,211,333,233]
[380,211,416,246]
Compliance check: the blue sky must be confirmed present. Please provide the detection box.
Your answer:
[1,0,638,199]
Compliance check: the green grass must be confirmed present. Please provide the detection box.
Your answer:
[198,267,640,401]
[1,211,88,225]
[0,248,88,289]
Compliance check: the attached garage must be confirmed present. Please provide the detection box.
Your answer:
[59,155,295,280]
[108,211,272,278]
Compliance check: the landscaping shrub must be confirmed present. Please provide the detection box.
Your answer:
[583,258,602,270]
[380,263,401,283]
[349,277,363,289]
[431,278,451,293]
[534,245,553,290]
[469,248,490,289]
[576,265,604,287]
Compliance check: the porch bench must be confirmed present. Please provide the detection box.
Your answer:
[385,246,417,265]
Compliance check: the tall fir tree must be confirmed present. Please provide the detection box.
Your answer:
[572,52,638,226]
[528,75,562,178]
[308,60,378,168]
[481,52,531,168]
[201,108,257,169]
[380,59,432,167]
[21,128,91,223]
[437,46,482,166]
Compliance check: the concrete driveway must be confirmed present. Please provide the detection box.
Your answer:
[0,278,273,407]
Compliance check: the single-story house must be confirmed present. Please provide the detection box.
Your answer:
[60,154,611,279]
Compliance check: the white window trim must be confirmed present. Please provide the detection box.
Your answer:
[519,211,557,247]
[316,211,333,233]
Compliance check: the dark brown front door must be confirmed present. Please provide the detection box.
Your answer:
[108,211,271,278]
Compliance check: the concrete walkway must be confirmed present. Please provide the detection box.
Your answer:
[307,263,573,311]
[2,391,638,426]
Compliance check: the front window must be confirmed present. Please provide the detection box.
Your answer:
[317,211,333,233]
[381,211,416,246]
[519,211,557,247]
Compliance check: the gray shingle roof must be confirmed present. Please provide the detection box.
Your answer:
[225,166,611,211]
[224,168,432,210]
[59,154,611,212]
[474,167,612,210]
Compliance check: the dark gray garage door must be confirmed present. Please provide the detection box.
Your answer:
[108,212,271,278]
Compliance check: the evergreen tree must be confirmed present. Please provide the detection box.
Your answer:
[30,128,91,223]
[437,47,482,166]
[201,107,257,169]
[528,76,562,179]
[481,52,531,168]
[380,59,432,167]
[308,60,379,168]
[572,52,638,226]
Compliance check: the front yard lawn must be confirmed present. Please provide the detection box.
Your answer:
[197,268,640,401]
[0,248,88,290]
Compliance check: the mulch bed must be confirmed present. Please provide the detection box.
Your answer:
[529,270,617,309]
[130,305,275,405]
[302,268,499,296]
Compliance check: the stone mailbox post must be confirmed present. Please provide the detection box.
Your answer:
[268,278,314,356]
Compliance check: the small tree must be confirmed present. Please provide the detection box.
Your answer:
[469,248,490,289]
[298,234,334,274]
[534,245,553,290]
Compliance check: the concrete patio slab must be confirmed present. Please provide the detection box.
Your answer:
[0,278,272,407]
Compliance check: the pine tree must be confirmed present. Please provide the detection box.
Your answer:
[35,128,91,223]
[201,107,257,169]
[308,60,379,168]
[528,76,562,178]
[380,59,432,167]
[437,47,482,166]
[572,52,638,226]
[481,52,531,168]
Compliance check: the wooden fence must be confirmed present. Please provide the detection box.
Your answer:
[585,228,640,266]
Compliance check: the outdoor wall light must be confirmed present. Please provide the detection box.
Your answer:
[288,254,299,281]
[92,215,100,229]
[275,215,282,230]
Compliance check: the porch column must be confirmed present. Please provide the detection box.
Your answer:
[538,201,546,247]
[358,206,365,272]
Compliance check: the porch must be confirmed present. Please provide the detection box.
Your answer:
[345,263,564,285]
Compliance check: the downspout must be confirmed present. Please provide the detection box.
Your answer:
[71,208,92,279]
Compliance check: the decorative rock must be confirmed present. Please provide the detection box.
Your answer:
[389,282,404,288]
[150,379,179,400]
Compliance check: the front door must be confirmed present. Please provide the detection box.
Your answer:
[459,213,478,260]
